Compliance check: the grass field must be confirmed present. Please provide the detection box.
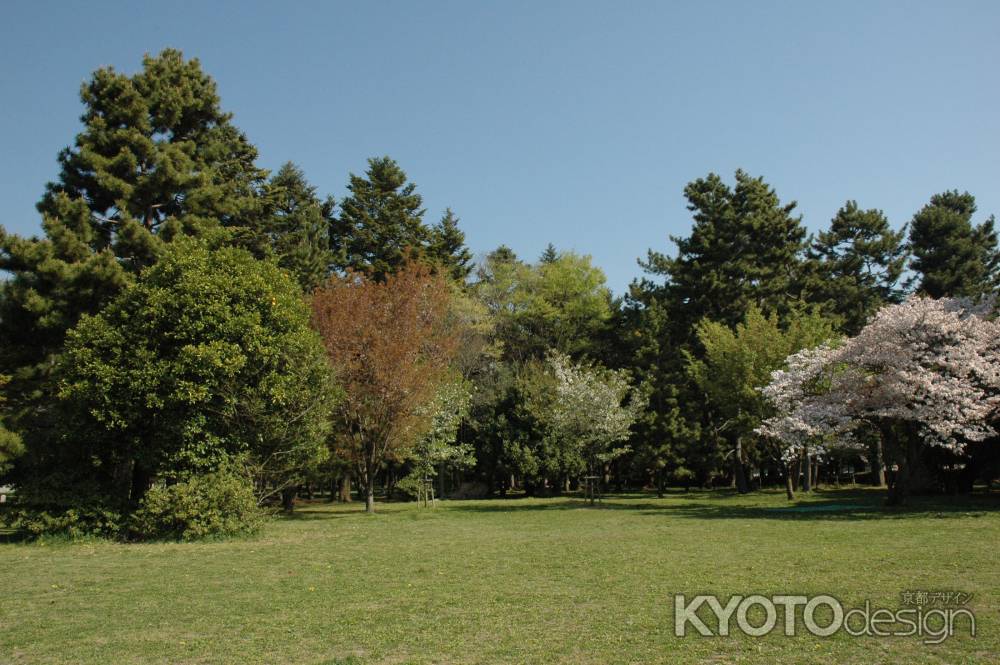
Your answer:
[1,488,997,664]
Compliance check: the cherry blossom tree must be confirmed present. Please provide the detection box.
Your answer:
[759,296,1000,504]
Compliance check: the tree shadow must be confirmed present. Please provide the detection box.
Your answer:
[444,488,1000,522]
[638,491,1000,522]
[274,507,354,521]
[0,528,29,544]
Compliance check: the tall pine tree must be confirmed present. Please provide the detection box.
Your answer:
[803,200,908,334]
[0,49,267,431]
[908,190,999,298]
[641,170,807,337]
[629,170,808,489]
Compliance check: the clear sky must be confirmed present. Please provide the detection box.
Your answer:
[2,1,998,293]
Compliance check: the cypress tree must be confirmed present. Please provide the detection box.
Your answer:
[257,162,335,292]
[428,208,474,282]
[330,156,428,280]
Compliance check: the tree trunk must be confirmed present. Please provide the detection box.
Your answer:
[129,463,152,507]
[871,436,886,487]
[803,451,812,492]
[281,486,296,513]
[338,473,352,502]
[365,482,375,513]
[785,463,795,501]
[886,448,910,506]
[733,437,749,494]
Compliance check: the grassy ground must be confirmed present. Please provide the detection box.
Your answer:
[1,487,997,664]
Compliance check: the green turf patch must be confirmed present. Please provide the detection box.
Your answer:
[1,488,996,664]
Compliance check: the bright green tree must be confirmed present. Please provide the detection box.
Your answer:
[473,246,612,361]
[15,240,333,524]
[529,251,613,358]
[686,305,837,493]
[908,190,999,298]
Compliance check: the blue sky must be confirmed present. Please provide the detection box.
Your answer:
[2,1,998,293]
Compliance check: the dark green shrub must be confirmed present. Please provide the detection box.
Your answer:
[130,470,264,541]
[2,504,124,540]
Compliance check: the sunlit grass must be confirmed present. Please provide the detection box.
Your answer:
[1,488,997,664]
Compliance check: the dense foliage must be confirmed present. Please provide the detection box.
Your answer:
[1,49,998,540]
[130,466,265,541]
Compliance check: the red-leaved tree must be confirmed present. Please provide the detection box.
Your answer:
[311,263,461,512]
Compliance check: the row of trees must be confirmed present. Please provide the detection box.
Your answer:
[1,50,998,537]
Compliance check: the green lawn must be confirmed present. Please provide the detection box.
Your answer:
[1,488,997,664]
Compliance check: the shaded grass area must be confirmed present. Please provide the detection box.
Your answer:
[1,488,997,664]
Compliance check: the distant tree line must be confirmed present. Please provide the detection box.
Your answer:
[0,50,997,537]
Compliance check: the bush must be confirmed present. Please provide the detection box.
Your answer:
[2,504,124,540]
[130,470,264,541]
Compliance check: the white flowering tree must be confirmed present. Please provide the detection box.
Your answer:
[759,296,1000,504]
[546,351,643,502]
[757,343,859,499]
[401,379,475,505]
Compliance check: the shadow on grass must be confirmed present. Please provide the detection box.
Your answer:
[0,528,29,544]
[446,488,1000,522]
[274,506,355,521]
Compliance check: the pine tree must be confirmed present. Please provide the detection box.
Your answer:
[0,49,266,429]
[257,162,335,292]
[641,170,807,337]
[631,170,808,489]
[908,191,999,298]
[803,200,908,334]
[428,208,473,282]
[330,156,428,280]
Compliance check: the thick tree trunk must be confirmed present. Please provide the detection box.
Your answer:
[365,482,375,513]
[785,464,795,501]
[803,451,812,492]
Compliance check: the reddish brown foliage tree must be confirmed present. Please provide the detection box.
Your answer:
[311,262,461,512]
